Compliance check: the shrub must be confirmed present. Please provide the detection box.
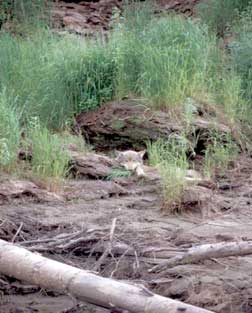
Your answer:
[25,119,70,184]
[0,0,51,36]
[0,88,20,170]
[203,132,239,178]
[147,138,188,210]
[0,32,116,129]
[111,5,239,111]
[196,0,251,36]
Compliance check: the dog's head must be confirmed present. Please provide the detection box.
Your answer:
[115,150,146,171]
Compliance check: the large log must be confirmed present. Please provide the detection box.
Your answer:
[150,240,252,273]
[75,99,230,150]
[0,239,213,313]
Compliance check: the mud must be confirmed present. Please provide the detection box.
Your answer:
[1,154,252,313]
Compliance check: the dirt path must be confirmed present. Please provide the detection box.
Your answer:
[1,154,252,313]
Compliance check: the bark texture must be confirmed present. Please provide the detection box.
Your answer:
[0,239,214,313]
[150,240,252,272]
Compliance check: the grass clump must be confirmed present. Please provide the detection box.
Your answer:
[111,3,241,113]
[0,88,20,171]
[25,119,70,187]
[59,130,93,154]
[203,133,239,179]
[106,168,132,180]
[229,4,252,103]
[0,0,51,33]
[147,138,188,210]
[0,32,115,129]
[196,0,251,36]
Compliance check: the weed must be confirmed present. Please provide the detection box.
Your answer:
[25,119,70,188]
[196,0,251,36]
[0,32,115,129]
[106,168,132,180]
[59,130,93,154]
[147,139,188,210]
[203,132,239,178]
[0,88,20,171]
[111,5,241,112]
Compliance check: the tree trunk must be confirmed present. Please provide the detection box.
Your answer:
[150,240,252,273]
[0,239,213,313]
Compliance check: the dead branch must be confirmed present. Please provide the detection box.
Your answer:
[150,240,252,273]
[93,218,117,272]
[0,239,214,313]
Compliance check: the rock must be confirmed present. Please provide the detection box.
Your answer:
[75,99,232,151]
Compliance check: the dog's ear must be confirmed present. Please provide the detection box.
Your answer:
[138,150,146,159]
[114,150,122,158]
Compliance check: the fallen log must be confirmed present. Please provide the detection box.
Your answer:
[150,240,252,273]
[0,239,213,313]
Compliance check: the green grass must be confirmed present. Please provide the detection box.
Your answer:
[0,31,115,129]
[196,0,251,36]
[0,2,247,184]
[0,5,243,128]
[111,4,242,114]
[147,138,189,210]
[0,0,51,33]
[59,130,93,154]
[106,168,132,180]
[203,132,239,178]
[0,88,20,171]
[24,120,71,185]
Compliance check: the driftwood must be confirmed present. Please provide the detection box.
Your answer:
[0,239,214,313]
[75,99,231,150]
[150,240,252,273]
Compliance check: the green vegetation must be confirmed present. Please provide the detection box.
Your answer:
[0,0,51,32]
[0,88,20,171]
[203,133,239,179]
[106,168,132,180]
[147,139,188,210]
[0,0,251,195]
[0,32,115,129]
[24,120,71,186]
[230,3,252,103]
[197,0,251,35]
[112,5,238,109]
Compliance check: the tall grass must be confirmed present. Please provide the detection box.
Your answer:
[203,132,239,178]
[147,138,188,210]
[0,5,243,130]
[25,119,71,186]
[196,0,251,36]
[0,0,52,34]
[0,32,115,129]
[111,4,241,112]
[0,88,20,171]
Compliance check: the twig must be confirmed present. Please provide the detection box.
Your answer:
[93,218,117,272]
[12,222,23,243]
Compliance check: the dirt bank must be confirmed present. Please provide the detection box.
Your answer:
[1,153,252,313]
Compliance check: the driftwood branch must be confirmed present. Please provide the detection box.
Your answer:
[93,218,117,272]
[150,240,252,273]
[0,239,213,313]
